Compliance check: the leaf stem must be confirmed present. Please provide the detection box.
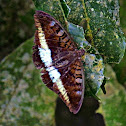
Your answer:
[82,0,94,46]
[58,0,68,26]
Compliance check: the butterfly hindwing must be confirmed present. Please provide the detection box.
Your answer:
[59,59,84,114]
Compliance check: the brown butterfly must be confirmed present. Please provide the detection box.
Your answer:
[33,10,85,114]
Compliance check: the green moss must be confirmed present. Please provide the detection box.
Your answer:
[97,65,126,126]
[0,38,56,125]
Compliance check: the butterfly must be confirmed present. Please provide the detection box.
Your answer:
[33,10,85,114]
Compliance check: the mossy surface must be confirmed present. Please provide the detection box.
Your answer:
[0,38,56,125]
[97,65,126,126]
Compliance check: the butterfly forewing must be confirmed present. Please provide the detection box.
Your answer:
[33,10,85,114]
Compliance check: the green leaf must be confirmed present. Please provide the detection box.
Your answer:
[60,0,70,18]
[32,0,125,63]
[67,22,86,48]
[67,0,126,63]
[0,38,56,125]
[112,0,126,88]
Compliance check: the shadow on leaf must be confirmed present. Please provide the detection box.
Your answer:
[55,97,105,126]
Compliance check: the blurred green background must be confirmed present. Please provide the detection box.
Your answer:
[0,0,35,61]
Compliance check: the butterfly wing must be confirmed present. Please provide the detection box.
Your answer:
[58,59,84,114]
[33,10,84,114]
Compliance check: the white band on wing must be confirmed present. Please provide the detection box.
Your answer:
[38,47,52,67]
[46,66,61,83]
